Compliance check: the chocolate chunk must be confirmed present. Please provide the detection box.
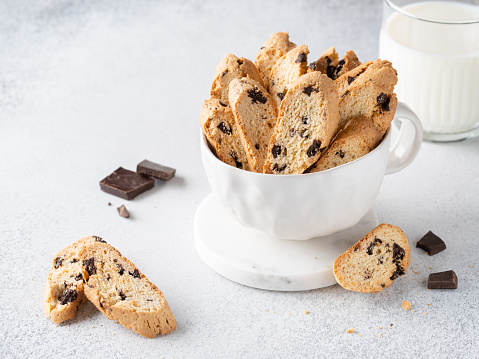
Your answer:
[377,93,390,111]
[93,236,106,243]
[219,101,227,107]
[309,62,317,71]
[229,151,243,169]
[326,65,335,79]
[129,269,140,279]
[71,258,79,263]
[277,92,285,101]
[74,273,84,282]
[427,270,458,289]
[216,122,232,135]
[247,88,267,104]
[390,266,405,280]
[325,56,331,65]
[273,164,287,172]
[58,289,77,305]
[100,167,154,200]
[295,52,307,63]
[366,238,382,255]
[118,290,126,301]
[117,204,130,218]
[335,150,346,158]
[416,231,446,256]
[303,86,319,97]
[255,144,260,150]
[272,145,282,159]
[137,159,176,181]
[117,264,125,275]
[54,257,63,269]
[306,140,321,157]
[301,115,308,125]
[237,59,244,65]
[83,257,96,276]
[347,76,356,85]
[335,59,345,74]
[392,243,405,263]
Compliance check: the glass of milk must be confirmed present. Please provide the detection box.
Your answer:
[379,0,479,142]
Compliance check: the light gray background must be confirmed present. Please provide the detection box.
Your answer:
[1,0,478,358]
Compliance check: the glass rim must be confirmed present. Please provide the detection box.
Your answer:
[385,0,479,25]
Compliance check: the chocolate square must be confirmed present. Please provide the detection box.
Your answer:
[416,231,446,256]
[137,159,176,181]
[100,167,154,200]
[427,270,458,289]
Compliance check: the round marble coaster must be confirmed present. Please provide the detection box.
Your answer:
[194,193,378,291]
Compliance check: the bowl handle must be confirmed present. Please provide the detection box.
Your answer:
[386,102,423,175]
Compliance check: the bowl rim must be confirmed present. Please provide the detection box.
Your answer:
[201,126,391,177]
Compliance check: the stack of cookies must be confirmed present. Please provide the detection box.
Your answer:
[200,32,398,175]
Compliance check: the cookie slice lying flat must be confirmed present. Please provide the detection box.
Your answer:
[255,32,297,89]
[229,77,278,173]
[43,235,105,323]
[263,72,339,175]
[310,115,384,172]
[200,98,250,170]
[268,45,309,107]
[210,53,263,106]
[79,242,177,338]
[334,224,411,293]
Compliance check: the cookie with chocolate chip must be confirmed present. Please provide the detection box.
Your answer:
[210,53,263,106]
[334,224,411,293]
[200,98,250,170]
[229,77,278,172]
[43,235,105,323]
[254,32,297,91]
[79,241,177,338]
[310,115,384,172]
[263,72,339,174]
[268,45,310,108]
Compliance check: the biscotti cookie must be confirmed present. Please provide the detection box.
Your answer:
[334,224,411,293]
[255,32,297,89]
[337,59,398,132]
[229,77,278,172]
[263,72,339,174]
[210,53,263,106]
[79,241,177,338]
[310,116,383,172]
[200,98,250,170]
[268,45,309,107]
[309,47,361,80]
[43,235,105,323]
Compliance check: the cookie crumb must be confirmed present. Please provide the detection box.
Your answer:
[429,267,433,269]
[402,300,411,311]
[378,333,382,336]
[424,312,427,314]
[427,304,430,306]
[346,328,354,333]
[378,326,382,329]
[315,257,318,260]
[303,310,309,315]
[413,271,418,274]
[469,265,472,268]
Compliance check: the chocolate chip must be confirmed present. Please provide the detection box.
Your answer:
[295,52,307,63]
[271,79,275,86]
[335,59,345,74]
[93,236,106,243]
[272,145,282,158]
[326,65,335,79]
[58,289,77,305]
[229,151,243,169]
[347,76,356,85]
[221,69,228,77]
[277,92,285,101]
[273,164,287,172]
[118,290,126,301]
[54,257,63,269]
[255,144,260,150]
[381,283,386,288]
[217,121,232,135]
[129,269,140,279]
[301,115,308,125]
[392,243,405,263]
[416,231,446,256]
[303,86,319,97]
[106,274,111,281]
[219,101,227,107]
[366,238,382,255]
[309,62,317,71]
[237,59,244,65]
[325,56,331,65]
[335,150,346,158]
[117,264,125,275]
[83,257,96,276]
[247,88,268,104]
[71,258,79,263]
[390,265,405,280]
[74,273,84,282]
[377,93,390,111]
[378,256,384,265]
[353,245,360,252]
[306,140,321,157]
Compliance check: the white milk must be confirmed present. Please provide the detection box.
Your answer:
[379,1,479,137]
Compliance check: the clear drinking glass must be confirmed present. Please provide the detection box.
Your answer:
[379,0,479,142]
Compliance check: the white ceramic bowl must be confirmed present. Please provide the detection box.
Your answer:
[201,102,423,240]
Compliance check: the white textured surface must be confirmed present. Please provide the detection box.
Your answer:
[1,1,478,358]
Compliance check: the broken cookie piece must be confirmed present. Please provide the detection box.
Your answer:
[333,223,411,293]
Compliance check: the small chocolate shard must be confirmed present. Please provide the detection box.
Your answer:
[93,236,106,243]
[247,88,267,104]
[137,159,176,182]
[58,289,77,305]
[306,140,321,157]
[117,205,130,218]
[54,257,63,269]
[100,167,154,200]
[295,52,307,63]
[417,231,446,256]
[428,270,458,289]
[83,257,96,276]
